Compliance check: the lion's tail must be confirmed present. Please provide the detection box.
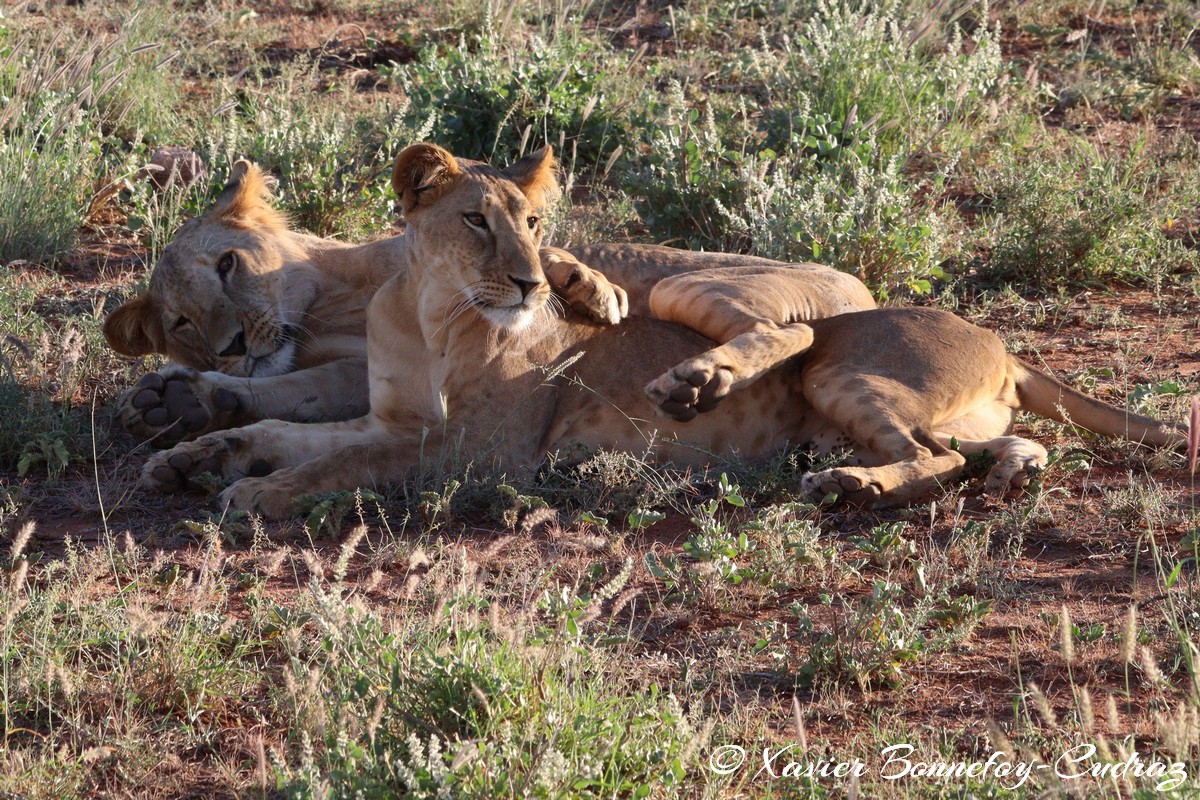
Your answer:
[1010,357,1186,448]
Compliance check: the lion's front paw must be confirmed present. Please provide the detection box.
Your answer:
[644,357,734,422]
[219,476,297,519]
[120,367,241,446]
[140,432,272,493]
[542,249,629,325]
[800,468,883,507]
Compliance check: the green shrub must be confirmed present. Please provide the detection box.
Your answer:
[278,590,699,797]
[980,132,1200,287]
[720,146,953,297]
[386,26,626,167]
[0,10,183,266]
[0,40,109,265]
[619,83,753,251]
[619,82,953,296]
[758,0,1003,156]
[124,58,420,255]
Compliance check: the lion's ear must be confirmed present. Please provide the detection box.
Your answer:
[392,143,462,216]
[504,146,560,211]
[103,293,163,357]
[209,159,286,230]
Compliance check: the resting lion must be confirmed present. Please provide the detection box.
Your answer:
[104,162,871,445]
[137,143,1185,517]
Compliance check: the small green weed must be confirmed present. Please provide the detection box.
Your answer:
[791,580,933,690]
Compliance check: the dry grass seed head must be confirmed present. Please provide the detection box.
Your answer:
[9,520,34,561]
[1059,605,1074,664]
[792,697,809,751]
[333,524,368,583]
[608,585,642,621]
[518,506,558,536]
[1156,703,1200,761]
[126,602,167,639]
[1028,683,1058,728]
[8,557,28,595]
[361,568,384,593]
[481,534,515,564]
[1078,686,1094,733]
[121,530,136,559]
[301,549,325,582]
[1140,646,1165,687]
[985,719,1014,759]
[402,547,432,599]
[258,546,289,578]
[1106,694,1122,733]
[1120,605,1137,664]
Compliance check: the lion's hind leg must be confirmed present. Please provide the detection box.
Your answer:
[936,433,1048,497]
[646,320,815,421]
[800,428,969,507]
[930,400,1046,497]
[644,268,834,420]
[798,367,970,507]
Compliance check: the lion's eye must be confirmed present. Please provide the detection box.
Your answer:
[173,316,192,330]
[464,212,487,229]
[526,216,539,230]
[217,252,236,277]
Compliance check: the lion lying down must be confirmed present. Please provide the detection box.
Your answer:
[132,143,1184,518]
[104,160,871,446]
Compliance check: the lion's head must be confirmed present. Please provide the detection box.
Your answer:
[391,142,560,331]
[104,161,320,377]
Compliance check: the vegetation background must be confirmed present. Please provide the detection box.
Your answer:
[0,0,1199,796]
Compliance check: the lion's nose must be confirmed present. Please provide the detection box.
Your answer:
[219,330,247,358]
[509,276,542,300]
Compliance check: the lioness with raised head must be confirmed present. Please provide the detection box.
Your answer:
[137,144,1184,517]
[105,161,872,445]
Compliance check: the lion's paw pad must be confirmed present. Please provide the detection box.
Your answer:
[802,470,883,506]
[645,362,733,422]
[121,370,242,446]
[140,436,251,493]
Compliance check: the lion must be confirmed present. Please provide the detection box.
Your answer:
[104,163,873,445]
[137,143,1185,518]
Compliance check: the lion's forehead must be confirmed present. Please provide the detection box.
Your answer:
[455,170,530,211]
[151,222,271,295]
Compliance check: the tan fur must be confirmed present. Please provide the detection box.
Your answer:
[137,145,834,515]
[136,145,1183,516]
[109,157,870,445]
[642,293,1184,504]
[105,156,640,445]
[104,160,396,443]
